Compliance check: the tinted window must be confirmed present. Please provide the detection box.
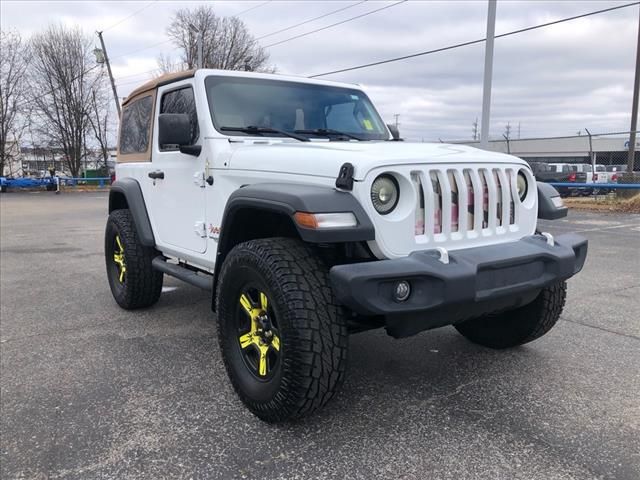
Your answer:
[120,95,153,154]
[160,87,199,149]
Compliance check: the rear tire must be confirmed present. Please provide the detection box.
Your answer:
[216,237,348,422]
[455,281,567,349]
[105,209,163,309]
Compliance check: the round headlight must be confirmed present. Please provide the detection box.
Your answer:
[371,174,399,215]
[517,170,528,200]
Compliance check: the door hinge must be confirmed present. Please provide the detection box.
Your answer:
[193,171,205,188]
[194,221,206,238]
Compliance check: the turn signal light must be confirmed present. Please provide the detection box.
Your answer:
[293,212,357,229]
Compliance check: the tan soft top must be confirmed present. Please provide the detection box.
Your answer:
[122,70,196,106]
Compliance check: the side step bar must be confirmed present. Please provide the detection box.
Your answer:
[152,257,212,291]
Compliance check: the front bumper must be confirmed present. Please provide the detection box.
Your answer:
[330,234,587,327]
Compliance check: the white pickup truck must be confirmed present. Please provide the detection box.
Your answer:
[548,163,608,194]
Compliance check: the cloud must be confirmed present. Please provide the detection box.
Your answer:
[1,0,637,141]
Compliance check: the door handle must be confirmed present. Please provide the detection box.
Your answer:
[148,170,165,180]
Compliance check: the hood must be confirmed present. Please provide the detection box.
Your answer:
[227,140,528,181]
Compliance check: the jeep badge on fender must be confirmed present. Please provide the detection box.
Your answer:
[105,69,588,422]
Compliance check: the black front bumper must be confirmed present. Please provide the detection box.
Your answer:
[330,234,587,336]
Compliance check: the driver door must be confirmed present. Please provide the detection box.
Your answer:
[145,83,207,254]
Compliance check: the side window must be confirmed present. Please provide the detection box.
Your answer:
[120,95,153,154]
[160,87,199,150]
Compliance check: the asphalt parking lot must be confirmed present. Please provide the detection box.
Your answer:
[1,191,639,480]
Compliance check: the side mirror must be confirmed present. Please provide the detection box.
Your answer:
[387,123,402,141]
[158,113,201,156]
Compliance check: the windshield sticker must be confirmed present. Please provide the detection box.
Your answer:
[350,94,359,100]
[362,119,374,130]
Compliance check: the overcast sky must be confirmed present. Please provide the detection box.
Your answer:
[1,0,638,141]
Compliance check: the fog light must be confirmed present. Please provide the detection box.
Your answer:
[394,280,411,302]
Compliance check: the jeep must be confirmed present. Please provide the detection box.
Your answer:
[106,69,588,422]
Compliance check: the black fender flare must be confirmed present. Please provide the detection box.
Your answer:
[109,178,155,246]
[211,183,375,311]
[219,183,374,246]
[537,182,568,220]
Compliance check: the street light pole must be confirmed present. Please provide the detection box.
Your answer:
[480,0,497,148]
[627,7,640,173]
[189,24,203,68]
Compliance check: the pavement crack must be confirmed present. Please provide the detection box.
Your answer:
[560,318,640,341]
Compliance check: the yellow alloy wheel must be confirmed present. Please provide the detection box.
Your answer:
[237,291,280,377]
[113,234,127,283]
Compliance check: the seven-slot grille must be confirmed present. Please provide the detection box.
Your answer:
[411,166,519,242]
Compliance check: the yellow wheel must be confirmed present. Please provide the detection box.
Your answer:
[105,209,163,309]
[112,234,127,284]
[237,289,281,379]
[216,237,348,422]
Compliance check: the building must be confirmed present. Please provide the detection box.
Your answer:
[2,145,116,178]
[455,133,639,170]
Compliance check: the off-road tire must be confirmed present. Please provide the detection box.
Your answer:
[455,281,567,349]
[105,209,163,309]
[216,237,348,422]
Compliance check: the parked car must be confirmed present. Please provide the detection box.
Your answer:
[571,164,609,194]
[605,165,628,183]
[530,162,587,197]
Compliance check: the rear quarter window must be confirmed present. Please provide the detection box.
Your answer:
[119,95,154,155]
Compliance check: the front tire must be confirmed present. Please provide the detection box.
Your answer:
[455,281,567,349]
[216,238,348,422]
[105,209,163,309]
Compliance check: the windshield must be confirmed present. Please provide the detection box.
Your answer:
[205,76,388,141]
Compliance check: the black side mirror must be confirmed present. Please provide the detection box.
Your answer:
[158,113,201,156]
[387,123,402,141]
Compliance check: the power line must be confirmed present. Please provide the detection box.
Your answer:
[109,2,370,77]
[264,0,408,48]
[235,0,272,17]
[115,63,186,87]
[102,0,159,32]
[310,1,640,77]
[108,0,274,62]
[15,64,102,111]
[110,1,370,69]
[109,38,173,61]
[256,1,367,40]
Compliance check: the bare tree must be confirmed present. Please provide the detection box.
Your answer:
[166,6,272,72]
[0,30,30,176]
[155,52,182,76]
[88,86,112,171]
[29,25,104,177]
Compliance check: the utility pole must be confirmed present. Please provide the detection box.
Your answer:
[480,0,497,147]
[472,118,479,141]
[394,114,400,129]
[585,128,595,172]
[517,121,521,139]
[503,134,511,154]
[627,7,640,173]
[504,122,511,140]
[96,31,121,117]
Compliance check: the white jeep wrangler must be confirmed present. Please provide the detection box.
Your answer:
[106,69,588,422]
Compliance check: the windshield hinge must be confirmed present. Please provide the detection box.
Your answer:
[335,163,354,191]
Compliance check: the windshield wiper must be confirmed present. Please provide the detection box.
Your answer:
[220,125,309,142]
[294,128,364,141]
